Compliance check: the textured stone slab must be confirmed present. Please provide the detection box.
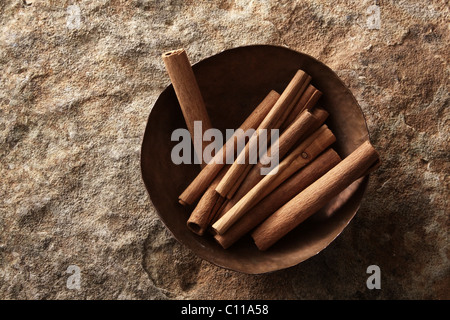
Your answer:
[0,0,448,299]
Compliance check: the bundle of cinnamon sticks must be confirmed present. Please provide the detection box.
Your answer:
[162,48,380,251]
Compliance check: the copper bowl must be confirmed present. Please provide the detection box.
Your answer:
[141,45,370,274]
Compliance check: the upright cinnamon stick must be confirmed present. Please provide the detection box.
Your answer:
[215,70,311,198]
[212,124,336,235]
[162,49,212,168]
[252,140,380,251]
[178,90,280,206]
[214,148,341,249]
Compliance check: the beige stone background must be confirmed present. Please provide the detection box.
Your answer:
[0,0,448,299]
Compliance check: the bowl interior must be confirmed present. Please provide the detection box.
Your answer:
[141,45,370,274]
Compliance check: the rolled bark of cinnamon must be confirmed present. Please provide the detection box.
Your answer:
[226,163,253,199]
[186,166,228,235]
[272,75,311,130]
[212,124,336,235]
[214,148,341,249]
[283,90,322,131]
[215,70,311,199]
[252,140,380,251]
[282,85,322,129]
[209,197,230,226]
[178,90,280,206]
[291,107,329,146]
[162,49,212,168]
[209,195,226,224]
[217,109,318,217]
[224,79,310,201]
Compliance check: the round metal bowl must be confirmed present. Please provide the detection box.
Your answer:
[141,45,370,274]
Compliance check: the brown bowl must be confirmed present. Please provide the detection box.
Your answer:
[141,45,370,274]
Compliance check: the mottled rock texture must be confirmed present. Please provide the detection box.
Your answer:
[0,0,448,299]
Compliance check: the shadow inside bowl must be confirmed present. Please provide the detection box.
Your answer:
[141,45,370,274]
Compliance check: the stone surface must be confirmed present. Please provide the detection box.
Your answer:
[0,0,448,299]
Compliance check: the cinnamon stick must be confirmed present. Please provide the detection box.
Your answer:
[272,75,311,130]
[186,166,228,236]
[282,85,322,129]
[223,79,310,201]
[178,90,280,206]
[292,107,329,146]
[214,148,341,249]
[215,70,311,198]
[251,140,380,251]
[226,164,253,199]
[212,124,336,235]
[162,49,212,168]
[311,107,329,128]
[210,197,230,225]
[280,107,329,159]
[217,109,318,216]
